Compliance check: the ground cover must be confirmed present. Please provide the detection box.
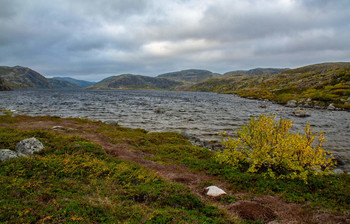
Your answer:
[1,115,349,223]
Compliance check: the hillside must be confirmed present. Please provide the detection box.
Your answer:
[0,78,12,91]
[88,74,183,90]
[224,68,289,75]
[0,66,51,89]
[47,78,81,89]
[158,69,219,83]
[189,62,350,110]
[53,77,95,88]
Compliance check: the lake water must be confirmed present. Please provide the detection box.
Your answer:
[1,89,349,171]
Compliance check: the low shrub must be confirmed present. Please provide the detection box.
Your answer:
[217,114,335,182]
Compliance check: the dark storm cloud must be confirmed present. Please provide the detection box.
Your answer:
[0,0,349,81]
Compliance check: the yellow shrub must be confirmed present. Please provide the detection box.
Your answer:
[217,114,335,182]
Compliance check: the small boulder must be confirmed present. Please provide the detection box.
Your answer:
[15,137,44,156]
[103,120,119,126]
[332,169,344,175]
[0,149,20,162]
[333,154,346,166]
[205,186,226,197]
[292,110,310,117]
[286,100,297,107]
[327,103,336,110]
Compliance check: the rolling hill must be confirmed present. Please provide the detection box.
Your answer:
[53,77,95,88]
[224,68,289,75]
[157,69,219,83]
[0,66,51,89]
[87,74,183,90]
[47,78,81,89]
[189,62,350,110]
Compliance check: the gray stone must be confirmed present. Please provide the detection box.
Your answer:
[0,149,20,161]
[15,137,44,156]
[327,103,336,110]
[292,109,310,117]
[286,100,297,107]
[332,169,344,175]
[333,154,346,166]
[103,120,119,126]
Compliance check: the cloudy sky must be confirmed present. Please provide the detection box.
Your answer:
[0,0,349,81]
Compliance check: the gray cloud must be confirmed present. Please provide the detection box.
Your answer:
[0,0,349,81]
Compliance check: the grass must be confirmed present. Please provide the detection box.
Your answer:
[94,117,350,213]
[189,62,350,110]
[0,125,233,223]
[0,115,349,223]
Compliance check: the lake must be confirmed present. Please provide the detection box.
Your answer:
[1,89,349,172]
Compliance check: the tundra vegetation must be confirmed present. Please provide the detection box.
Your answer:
[189,63,350,110]
[0,114,349,223]
[217,114,335,183]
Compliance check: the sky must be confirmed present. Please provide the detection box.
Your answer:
[0,0,349,81]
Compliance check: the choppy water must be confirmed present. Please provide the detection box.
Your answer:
[1,89,349,171]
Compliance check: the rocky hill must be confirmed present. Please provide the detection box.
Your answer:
[189,62,350,110]
[53,77,95,88]
[0,66,51,89]
[47,78,81,89]
[88,74,183,90]
[158,69,219,83]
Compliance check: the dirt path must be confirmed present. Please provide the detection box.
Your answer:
[6,119,350,224]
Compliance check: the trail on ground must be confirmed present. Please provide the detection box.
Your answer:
[6,119,349,224]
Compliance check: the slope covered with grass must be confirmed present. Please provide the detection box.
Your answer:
[189,62,350,110]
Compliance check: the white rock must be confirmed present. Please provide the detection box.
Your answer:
[15,137,44,156]
[286,100,297,107]
[205,186,226,197]
[332,169,344,175]
[327,103,336,110]
[0,149,20,162]
[52,125,64,129]
[292,110,310,117]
